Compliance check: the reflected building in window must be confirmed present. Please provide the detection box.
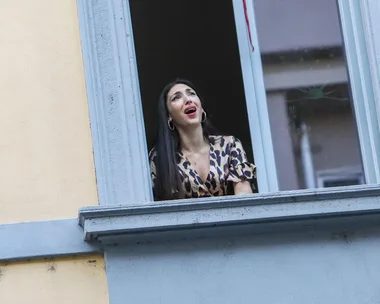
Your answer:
[255,0,364,190]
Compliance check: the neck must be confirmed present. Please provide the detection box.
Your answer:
[177,125,207,153]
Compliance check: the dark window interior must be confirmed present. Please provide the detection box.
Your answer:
[323,178,361,188]
[129,0,254,163]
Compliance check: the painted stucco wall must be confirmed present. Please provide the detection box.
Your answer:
[0,1,108,302]
[106,223,380,303]
[0,0,98,224]
[0,255,109,304]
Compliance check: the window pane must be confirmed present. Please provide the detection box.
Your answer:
[253,0,364,190]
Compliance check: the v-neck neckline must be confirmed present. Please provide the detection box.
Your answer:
[179,138,212,186]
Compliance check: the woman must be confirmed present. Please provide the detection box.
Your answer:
[149,79,256,201]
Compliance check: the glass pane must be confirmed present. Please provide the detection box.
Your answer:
[253,0,365,190]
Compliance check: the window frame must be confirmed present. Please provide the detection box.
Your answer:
[337,0,380,184]
[359,0,380,125]
[232,0,278,192]
[77,0,152,206]
[316,166,364,188]
[77,0,380,206]
[240,0,380,189]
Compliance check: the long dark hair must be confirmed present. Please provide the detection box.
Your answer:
[153,79,216,200]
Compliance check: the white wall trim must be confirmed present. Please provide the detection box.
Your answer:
[77,0,152,206]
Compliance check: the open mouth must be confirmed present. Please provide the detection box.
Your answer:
[184,106,197,115]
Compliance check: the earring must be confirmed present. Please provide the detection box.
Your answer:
[168,119,175,131]
[201,111,207,123]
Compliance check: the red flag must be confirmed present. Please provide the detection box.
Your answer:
[243,0,254,51]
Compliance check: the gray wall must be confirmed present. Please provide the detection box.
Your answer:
[106,220,380,303]
[267,92,300,190]
[255,0,342,53]
[306,112,362,172]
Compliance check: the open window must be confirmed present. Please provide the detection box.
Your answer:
[129,0,254,165]
[128,0,369,196]
[77,0,380,205]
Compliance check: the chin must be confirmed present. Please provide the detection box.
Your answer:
[182,121,201,128]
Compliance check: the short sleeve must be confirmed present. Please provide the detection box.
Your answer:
[227,137,256,184]
[148,149,157,188]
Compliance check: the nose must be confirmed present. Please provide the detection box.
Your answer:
[184,95,192,104]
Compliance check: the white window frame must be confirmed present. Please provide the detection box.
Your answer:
[231,0,278,192]
[337,0,380,183]
[77,0,380,206]
[316,166,364,188]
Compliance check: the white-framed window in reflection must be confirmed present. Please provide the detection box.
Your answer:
[77,0,380,205]
[316,166,364,188]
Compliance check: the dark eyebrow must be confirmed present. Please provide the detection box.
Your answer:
[169,91,181,100]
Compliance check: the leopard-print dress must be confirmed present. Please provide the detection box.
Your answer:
[149,135,256,199]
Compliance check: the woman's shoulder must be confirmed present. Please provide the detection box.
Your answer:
[209,135,239,145]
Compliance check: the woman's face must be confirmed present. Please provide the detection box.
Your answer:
[166,83,204,128]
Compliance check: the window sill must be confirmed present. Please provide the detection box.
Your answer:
[78,185,380,246]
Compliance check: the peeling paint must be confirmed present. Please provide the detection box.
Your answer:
[0,266,7,282]
[0,256,108,302]
[47,263,57,272]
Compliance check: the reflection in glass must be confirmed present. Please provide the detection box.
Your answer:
[254,0,364,190]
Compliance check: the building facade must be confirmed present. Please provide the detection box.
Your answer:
[1,0,380,303]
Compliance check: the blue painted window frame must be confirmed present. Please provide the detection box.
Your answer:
[77,0,380,206]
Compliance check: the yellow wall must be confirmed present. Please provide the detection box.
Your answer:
[0,0,98,223]
[0,2,108,301]
[0,256,109,304]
